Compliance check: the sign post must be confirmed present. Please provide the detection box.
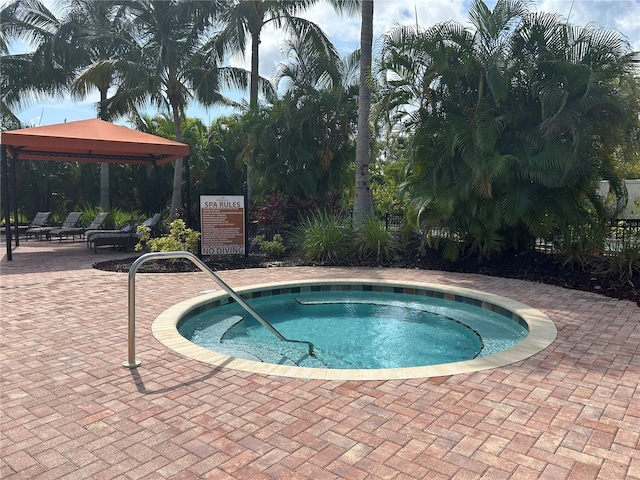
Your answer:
[200,195,246,255]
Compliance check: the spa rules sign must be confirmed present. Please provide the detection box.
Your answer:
[200,195,246,255]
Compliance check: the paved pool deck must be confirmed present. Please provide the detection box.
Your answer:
[1,239,638,479]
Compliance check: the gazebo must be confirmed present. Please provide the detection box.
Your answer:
[1,119,189,261]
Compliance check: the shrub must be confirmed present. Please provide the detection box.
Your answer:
[136,219,199,254]
[355,215,401,263]
[295,211,351,264]
[109,209,142,229]
[80,206,141,229]
[593,235,640,288]
[79,205,114,229]
[554,222,606,268]
[255,234,286,256]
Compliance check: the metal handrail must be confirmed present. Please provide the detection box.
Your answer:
[123,251,313,368]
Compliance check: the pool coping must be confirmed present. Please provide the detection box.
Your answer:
[152,279,558,381]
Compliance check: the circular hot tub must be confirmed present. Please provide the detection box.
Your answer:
[152,279,557,380]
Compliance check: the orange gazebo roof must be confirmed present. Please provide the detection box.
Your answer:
[1,118,188,165]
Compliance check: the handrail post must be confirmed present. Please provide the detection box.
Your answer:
[123,254,148,368]
[123,251,313,369]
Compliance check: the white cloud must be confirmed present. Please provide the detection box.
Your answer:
[538,0,640,50]
[300,1,470,56]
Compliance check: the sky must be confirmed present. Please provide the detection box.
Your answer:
[12,0,640,128]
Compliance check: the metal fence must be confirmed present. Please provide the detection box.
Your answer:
[380,213,639,255]
[380,211,405,231]
[609,218,640,241]
[534,219,640,254]
[253,208,639,255]
[605,218,640,252]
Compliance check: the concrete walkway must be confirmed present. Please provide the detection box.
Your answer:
[1,239,638,479]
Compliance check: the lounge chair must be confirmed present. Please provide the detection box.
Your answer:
[48,211,110,242]
[19,211,52,240]
[85,213,161,246]
[89,213,162,253]
[139,212,162,239]
[85,223,132,247]
[26,211,82,241]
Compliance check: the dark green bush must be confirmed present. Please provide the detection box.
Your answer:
[355,215,401,263]
[255,234,286,256]
[295,211,352,264]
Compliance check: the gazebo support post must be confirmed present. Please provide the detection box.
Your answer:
[152,159,161,215]
[1,145,12,261]
[11,155,19,246]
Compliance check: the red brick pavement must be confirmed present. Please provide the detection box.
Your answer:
[1,240,638,479]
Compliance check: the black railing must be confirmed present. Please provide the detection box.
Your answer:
[249,208,639,255]
[534,218,640,255]
[609,219,640,242]
[381,211,404,231]
[605,219,640,253]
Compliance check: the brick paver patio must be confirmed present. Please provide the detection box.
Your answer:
[1,239,638,479]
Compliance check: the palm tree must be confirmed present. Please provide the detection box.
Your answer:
[243,33,358,201]
[1,0,30,127]
[376,0,637,259]
[273,29,359,95]
[215,0,360,201]
[0,0,88,219]
[2,0,134,210]
[352,0,373,226]
[106,0,248,220]
[57,0,135,211]
[217,0,359,110]
[1,0,70,128]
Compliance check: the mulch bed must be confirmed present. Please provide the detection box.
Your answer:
[93,247,639,304]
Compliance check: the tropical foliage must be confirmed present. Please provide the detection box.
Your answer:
[62,0,135,210]
[354,214,400,262]
[1,0,71,128]
[255,233,286,256]
[214,0,360,201]
[102,0,249,221]
[376,0,639,259]
[244,30,359,203]
[295,210,352,264]
[136,219,200,254]
[215,0,355,110]
[3,0,638,267]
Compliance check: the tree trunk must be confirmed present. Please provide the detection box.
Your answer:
[352,0,374,226]
[246,30,261,205]
[250,30,260,111]
[169,107,184,221]
[99,162,109,211]
[98,88,110,211]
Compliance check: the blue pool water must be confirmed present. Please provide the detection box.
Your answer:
[178,291,528,369]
